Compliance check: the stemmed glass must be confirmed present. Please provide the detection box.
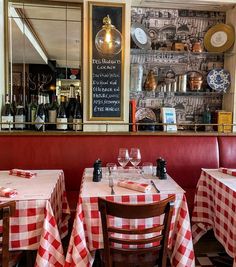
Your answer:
[130,148,141,169]
[117,148,130,169]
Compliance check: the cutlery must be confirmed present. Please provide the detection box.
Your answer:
[150,180,160,193]
[109,176,115,195]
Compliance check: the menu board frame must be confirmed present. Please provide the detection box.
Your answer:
[88,2,125,121]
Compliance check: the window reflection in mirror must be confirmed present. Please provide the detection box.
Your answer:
[7,1,82,105]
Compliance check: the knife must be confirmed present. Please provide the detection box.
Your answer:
[151,180,160,193]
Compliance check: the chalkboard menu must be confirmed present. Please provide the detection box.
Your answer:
[89,3,124,120]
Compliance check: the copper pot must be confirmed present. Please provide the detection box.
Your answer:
[192,41,203,53]
[189,77,203,91]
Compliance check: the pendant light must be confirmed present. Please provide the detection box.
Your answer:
[95,15,122,55]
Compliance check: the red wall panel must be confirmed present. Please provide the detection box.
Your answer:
[0,135,219,195]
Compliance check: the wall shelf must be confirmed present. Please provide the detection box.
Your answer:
[130,90,223,99]
[130,48,230,65]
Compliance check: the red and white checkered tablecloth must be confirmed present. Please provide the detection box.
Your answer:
[0,170,70,267]
[192,169,236,267]
[65,169,195,267]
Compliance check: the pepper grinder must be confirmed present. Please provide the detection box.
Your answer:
[93,159,102,182]
[159,158,167,180]
[156,157,162,178]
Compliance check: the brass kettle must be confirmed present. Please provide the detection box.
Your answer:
[144,70,157,91]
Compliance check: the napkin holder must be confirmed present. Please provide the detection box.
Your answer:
[93,159,102,182]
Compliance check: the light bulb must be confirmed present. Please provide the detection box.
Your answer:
[105,30,111,44]
[95,15,122,55]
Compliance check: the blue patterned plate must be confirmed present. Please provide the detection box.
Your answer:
[207,68,231,92]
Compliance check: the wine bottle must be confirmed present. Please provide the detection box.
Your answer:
[1,94,14,130]
[43,93,49,130]
[66,85,77,130]
[27,95,37,130]
[73,93,82,131]
[12,94,17,116]
[14,94,26,130]
[56,95,68,130]
[48,94,58,130]
[25,94,29,127]
[35,93,46,131]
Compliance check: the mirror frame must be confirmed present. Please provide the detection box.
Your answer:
[4,0,83,101]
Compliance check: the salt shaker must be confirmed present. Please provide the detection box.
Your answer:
[93,159,102,182]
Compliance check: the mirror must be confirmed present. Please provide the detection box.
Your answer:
[7,0,82,104]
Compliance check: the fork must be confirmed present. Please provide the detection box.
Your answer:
[109,176,115,195]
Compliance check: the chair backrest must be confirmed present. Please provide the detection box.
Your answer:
[98,195,175,267]
[0,201,16,267]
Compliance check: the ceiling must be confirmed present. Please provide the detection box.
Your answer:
[132,0,236,11]
[9,2,82,68]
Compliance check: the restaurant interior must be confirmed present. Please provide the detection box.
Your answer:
[1,0,236,266]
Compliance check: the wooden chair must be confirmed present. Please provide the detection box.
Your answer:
[0,201,22,267]
[98,195,175,267]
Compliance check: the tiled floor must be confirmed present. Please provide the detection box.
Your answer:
[194,230,233,267]
[195,252,233,267]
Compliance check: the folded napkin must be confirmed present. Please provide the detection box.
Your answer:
[219,167,236,177]
[0,187,17,198]
[9,169,37,179]
[117,180,152,193]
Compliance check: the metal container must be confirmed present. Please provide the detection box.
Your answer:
[177,74,187,92]
[166,83,171,92]
[130,64,143,92]
[161,84,166,92]
[171,81,177,92]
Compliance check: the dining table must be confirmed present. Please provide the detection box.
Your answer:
[0,169,70,267]
[65,167,195,267]
[192,168,236,267]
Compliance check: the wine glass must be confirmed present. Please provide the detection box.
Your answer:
[130,148,141,169]
[117,148,130,169]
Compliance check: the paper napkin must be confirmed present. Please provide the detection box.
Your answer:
[0,186,17,198]
[9,169,37,179]
[117,179,152,193]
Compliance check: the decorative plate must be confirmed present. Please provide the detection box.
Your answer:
[204,23,235,53]
[135,108,156,122]
[207,68,231,92]
[131,23,151,49]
